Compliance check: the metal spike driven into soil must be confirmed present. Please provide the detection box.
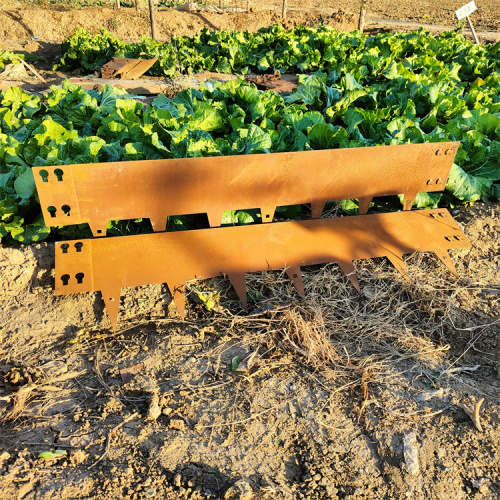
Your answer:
[34,143,459,237]
[55,209,470,331]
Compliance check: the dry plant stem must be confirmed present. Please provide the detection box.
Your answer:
[459,398,484,432]
[94,350,125,408]
[317,420,347,431]
[22,442,77,448]
[14,58,47,84]
[203,399,295,429]
[89,412,139,469]
[369,400,455,418]
[6,383,37,420]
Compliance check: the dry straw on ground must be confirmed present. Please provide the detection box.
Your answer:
[199,223,484,387]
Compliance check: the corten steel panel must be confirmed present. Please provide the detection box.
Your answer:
[55,209,470,331]
[34,143,459,237]
[100,57,158,79]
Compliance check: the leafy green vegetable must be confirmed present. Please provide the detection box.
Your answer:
[56,25,500,82]
[1,26,500,245]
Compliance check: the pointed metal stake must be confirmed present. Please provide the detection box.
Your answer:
[358,196,373,215]
[435,251,459,277]
[285,265,305,296]
[228,273,248,311]
[403,193,418,211]
[386,253,410,281]
[101,287,121,331]
[337,260,361,293]
[260,206,276,224]
[310,200,326,219]
[149,215,167,232]
[207,211,224,227]
[90,222,108,238]
[170,284,186,319]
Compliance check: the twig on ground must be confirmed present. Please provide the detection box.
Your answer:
[13,57,48,84]
[203,399,294,429]
[317,420,347,431]
[94,349,125,408]
[367,399,454,418]
[89,412,139,469]
[459,398,484,432]
[5,383,37,420]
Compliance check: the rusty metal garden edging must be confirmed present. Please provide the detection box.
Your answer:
[55,208,471,330]
[34,142,459,237]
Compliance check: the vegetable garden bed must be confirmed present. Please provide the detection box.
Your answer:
[1,25,499,245]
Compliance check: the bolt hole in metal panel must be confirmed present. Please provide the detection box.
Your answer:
[55,209,470,331]
[34,143,459,237]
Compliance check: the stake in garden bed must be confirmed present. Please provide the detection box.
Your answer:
[456,1,480,45]
[149,0,157,40]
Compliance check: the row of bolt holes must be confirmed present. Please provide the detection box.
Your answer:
[427,178,443,185]
[61,242,83,253]
[435,149,453,156]
[39,169,64,182]
[61,273,84,285]
[61,242,84,285]
[48,205,71,218]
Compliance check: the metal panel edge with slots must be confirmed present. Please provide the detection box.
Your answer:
[55,209,471,331]
[34,142,459,237]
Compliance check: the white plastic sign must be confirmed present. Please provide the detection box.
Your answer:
[456,1,477,20]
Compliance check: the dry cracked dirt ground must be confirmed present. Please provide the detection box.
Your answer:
[0,203,499,499]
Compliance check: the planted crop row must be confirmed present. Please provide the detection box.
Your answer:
[57,24,500,81]
[1,27,499,244]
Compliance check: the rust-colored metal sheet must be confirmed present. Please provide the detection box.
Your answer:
[55,209,470,331]
[101,57,158,80]
[34,143,459,237]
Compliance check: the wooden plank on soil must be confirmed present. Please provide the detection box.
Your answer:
[68,78,164,95]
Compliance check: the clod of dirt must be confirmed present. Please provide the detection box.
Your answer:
[0,452,11,471]
[40,360,68,379]
[0,63,29,80]
[224,479,255,500]
[173,473,182,488]
[70,449,88,466]
[147,392,162,421]
[169,417,188,431]
[3,365,42,386]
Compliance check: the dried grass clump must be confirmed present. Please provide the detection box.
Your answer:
[219,251,465,379]
[279,307,341,370]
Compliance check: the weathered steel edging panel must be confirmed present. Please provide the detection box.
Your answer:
[55,209,470,330]
[34,143,459,237]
